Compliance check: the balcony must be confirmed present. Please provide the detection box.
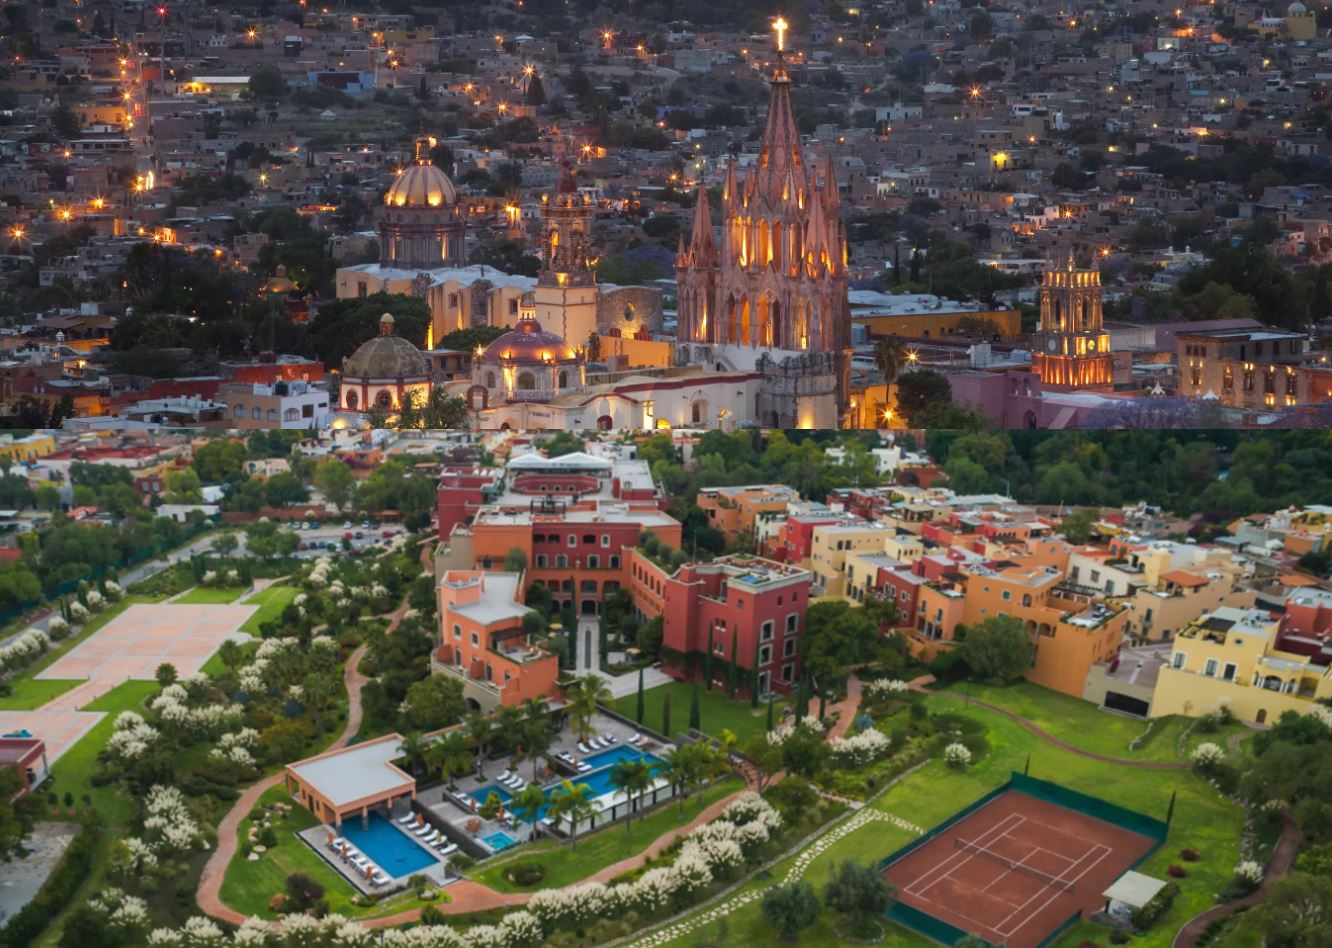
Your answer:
[432,657,503,696]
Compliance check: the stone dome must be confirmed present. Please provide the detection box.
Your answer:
[1289,1,1307,12]
[481,317,580,364]
[385,161,458,208]
[343,313,430,379]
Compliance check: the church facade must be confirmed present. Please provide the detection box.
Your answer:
[674,42,850,429]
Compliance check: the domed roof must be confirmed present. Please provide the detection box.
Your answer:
[343,313,430,379]
[385,137,458,208]
[481,317,580,364]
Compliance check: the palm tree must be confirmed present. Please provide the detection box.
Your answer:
[496,704,525,754]
[547,780,601,850]
[430,731,473,789]
[610,759,654,828]
[523,718,552,781]
[657,747,692,816]
[873,335,908,388]
[521,696,550,728]
[510,782,547,844]
[398,731,428,776]
[565,673,613,741]
[465,711,493,777]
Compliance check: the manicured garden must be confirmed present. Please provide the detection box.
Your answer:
[473,778,744,893]
[613,681,778,742]
[240,584,300,635]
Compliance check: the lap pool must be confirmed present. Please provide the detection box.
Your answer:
[467,746,663,819]
[339,812,438,878]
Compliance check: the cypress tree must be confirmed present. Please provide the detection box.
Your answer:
[766,693,775,732]
[750,636,761,709]
[727,631,738,698]
[635,666,645,725]
[661,693,671,736]
[689,682,701,731]
[817,678,827,720]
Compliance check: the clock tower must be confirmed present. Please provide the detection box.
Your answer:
[1032,255,1113,390]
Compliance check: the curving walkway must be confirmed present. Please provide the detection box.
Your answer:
[196,597,406,925]
[907,677,1189,771]
[1171,814,1303,948]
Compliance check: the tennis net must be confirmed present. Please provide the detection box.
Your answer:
[953,837,1077,892]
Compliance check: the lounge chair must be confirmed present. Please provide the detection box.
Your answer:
[627,733,643,746]
[605,734,618,744]
[371,871,390,886]
[344,847,360,860]
[576,762,592,773]
[330,837,346,850]
[577,742,590,754]
[396,812,415,825]
[503,773,521,786]
[511,780,527,792]
[437,842,459,856]
[421,829,440,844]
[556,751,575,764]
[413,823,434,836]
[593,736,608,749]
[352,856,371,871]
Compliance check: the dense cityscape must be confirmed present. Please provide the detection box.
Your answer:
[2,0,1332,946]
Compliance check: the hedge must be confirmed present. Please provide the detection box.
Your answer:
[0,823,97,946]
[1132,880,1180,930]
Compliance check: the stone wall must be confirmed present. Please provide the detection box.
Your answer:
[597,286,664,336]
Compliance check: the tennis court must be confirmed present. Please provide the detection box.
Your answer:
[881,788,1157,948]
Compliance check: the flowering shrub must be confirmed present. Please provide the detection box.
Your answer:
[1234,860,1263,885]
[766,716,826,746]
[68,601,88,622]
[202,571,218,587]
[209,728,261,769]
[1191,742,1225,769]
[943,742,972,769]
[150,685,242,737]
[0,629,50,673]
[829,727,891,766]
[47,616,69,640]
[88,887,150,938]
[86,590,105,609]
[865,679,908,697]
[104,580,124,600]
[105,711,161,762]
[226,569,240,585]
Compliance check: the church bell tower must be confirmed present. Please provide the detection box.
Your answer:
[1032,255,1113,390]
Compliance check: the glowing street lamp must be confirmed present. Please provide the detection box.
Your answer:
[601,29,614,49]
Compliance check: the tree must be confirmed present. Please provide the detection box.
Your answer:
[217,639,243,674]
[565,673,612,741]
[248,65,287,100]
[465,711,494,777]
[510,782,547,843]
[801,600,882,682]
[430,731,474,788]
[892,370,953,427]
[284,872,325,910]
[610,758,653,827]
[546,779,601,849]
[264,472,309,507]
[400,675,465,730]
[192,440,247,482]
[959,614,1032,682]
[874,335,908,389]
[503,547,528,573]
[689,681,702,731]
[155,663,177,688]
[313,459,354,511]
[739,733,784,791]
[1241,872,1332,945]
[761,880,821,942]
[1058,508,1098,544]
[0,767,35,862]
[824,860,896,938]
[635,666,645,724]
[163,468,204,504]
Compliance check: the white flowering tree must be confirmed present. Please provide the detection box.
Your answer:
[944,742,972,770]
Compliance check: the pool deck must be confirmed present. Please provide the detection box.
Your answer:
[297,822,453,895]
[413,713,671,858]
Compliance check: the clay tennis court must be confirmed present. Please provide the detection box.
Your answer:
[882,789,1157,948]
[35,603,255,701]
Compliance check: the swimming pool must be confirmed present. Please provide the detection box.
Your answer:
[482,830,519,852]
[467,747,663,819]
[338,812,438,878]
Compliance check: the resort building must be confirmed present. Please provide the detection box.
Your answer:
[696,484,802,542]
[628,551,811,696]
[284,733,414,828]
[1150,605,1332,725]
[432,570,560,711]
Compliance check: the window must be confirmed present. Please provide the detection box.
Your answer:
[581,580,597,593]
[453,624,461,640]
[535,554,548,568]
[758,645,772,665]
[609,555,619,568]
[601,534,611,547]
[568,535,577,547]
[786,613,798,633]
[375,390,393,409]
[760,620,774,642]
[233,404,245,418]
[267,409,277,421]
[1021,594,1032,607]
[583,534,596,544]
[517,370,536,390]
[1002,590,1012,602]
[1222,662,1237,682]
[780,663,794,684]
[471,632,479,647]
[555,554,567,568]
[783,638,796,658]
[587,554,599,568]
[1203,658,1218,678]
[252,407,262,419]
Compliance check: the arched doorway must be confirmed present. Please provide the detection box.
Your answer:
[597,414,613,430]
[1256,708,1267,724]
[580,600,599,615]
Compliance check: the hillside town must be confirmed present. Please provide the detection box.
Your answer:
[0,427,1324,946]
[3,2,1332,428]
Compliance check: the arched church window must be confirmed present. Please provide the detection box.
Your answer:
[375,391,393,409]
[517,371,536,390]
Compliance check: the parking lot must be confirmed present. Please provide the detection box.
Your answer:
[287,521,408,559]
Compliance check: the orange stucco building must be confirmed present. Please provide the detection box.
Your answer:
[913,563,1126,696]
[432,570,560,711]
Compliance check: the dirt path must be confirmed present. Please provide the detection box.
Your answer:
[907,677,1189,771]
[196,597,408,924]
[1171,814,1303,948]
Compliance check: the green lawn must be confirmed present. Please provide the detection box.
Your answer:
[939,680,1252,763]
[239,584,299,635]
[175,585,250,604]
[45,680,160,827]
[0,678,80,710]
[220,786,439,920]
[644,691,1245,948]
[613,682,778,742]
[473,778,744,892]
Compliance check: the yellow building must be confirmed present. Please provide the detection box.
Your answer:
[808,521,895,597]
[1151,607,1332,725]
[0,433,56,463]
